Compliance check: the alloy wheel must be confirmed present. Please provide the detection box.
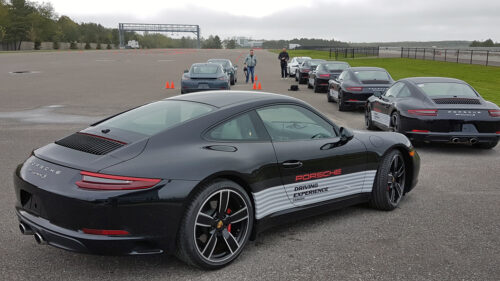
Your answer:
[194,189,249,263]
[387,154,405,205]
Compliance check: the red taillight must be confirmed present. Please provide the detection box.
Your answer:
[319,74,330,78]
[346,87,363,92]
[348,99,359,101]
[408,109,438,116]
[488,109,500,117]
[411,129,430,133]
[82,228,129,236]
[76,171,161,190]
[496,131,500,134]
[218,76,227,80]
[301,69,310,72]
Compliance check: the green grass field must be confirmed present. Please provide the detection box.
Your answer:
[271,50,500,105]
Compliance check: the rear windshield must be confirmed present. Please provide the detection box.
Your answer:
[191,65,220,74]
[353,70,390,81]
[296,57,310,63]
[309,60,325,66]
[417,82,478,98]
[98,101,216,136]
[208,60,230,67]
[323,63,349,71]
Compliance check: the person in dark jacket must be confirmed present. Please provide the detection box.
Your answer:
[278,48,290,79]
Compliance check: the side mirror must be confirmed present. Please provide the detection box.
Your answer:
[320,127,354,150]
[183,70,189,73]
[339,127,354,142]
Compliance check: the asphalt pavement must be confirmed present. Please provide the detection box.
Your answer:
[0,49,499,281]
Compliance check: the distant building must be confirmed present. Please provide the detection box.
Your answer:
[236,37,264,48]
[289,43,301,50]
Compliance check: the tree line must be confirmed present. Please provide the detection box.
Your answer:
[469,39,500,47]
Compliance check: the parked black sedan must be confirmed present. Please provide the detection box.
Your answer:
[207,59,238,85]
[14,91,419,269]
[308,61,350,93]
[328,67,394,111]
[181,63,230,94]
[296,59,326,84]
[365,77,500,148]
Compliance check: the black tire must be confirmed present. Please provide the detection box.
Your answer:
[391,111,403,133]
[365,106,377,130]
[307,79,313,89]
[338,91,348,111]
[313,80,320,93]
[370,150,406,211]
[327,90,333,102]
[176,179,253,269]
[476,140,498,149]
[230,75,235,85]
[295,71,298,81]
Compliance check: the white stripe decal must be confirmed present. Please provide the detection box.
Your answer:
[253,170,377,219]
[371,111,391,127]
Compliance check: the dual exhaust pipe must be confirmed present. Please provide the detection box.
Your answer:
[451,137,478,144]
[19,222,47,245]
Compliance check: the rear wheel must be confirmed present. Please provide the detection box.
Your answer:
[327,89,334,102]
[230,75,235,85]
[313,80,320,93]
[338,91,348,111]
[365,106,377,130]
[476,140,499,149]
[370,150,406,211]
[295,71,298,81]
[391,111,403,133]
[307,79,313,89]
[176,179,253,269]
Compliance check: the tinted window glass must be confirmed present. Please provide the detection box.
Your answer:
[257,105,336,141]
[191,65,220,74]
[353,70,390,81]
[98,101,215,136]
[417,82,478,98]
[208,113,260,141]
[397,85,412,98]
[385,82,404,97]
[309,60,326,67]
[296,58,308,63]
[323,63,349,71]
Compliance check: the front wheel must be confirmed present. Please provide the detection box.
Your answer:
[230,75,235,85]
[391,111,403,133]
[338,91,348,111]
[313,80,320,93]
[176,179,253,269]
[370,150,406,211]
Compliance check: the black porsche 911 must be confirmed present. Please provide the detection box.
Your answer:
[207,59,238,85]
[308,61,351,93]
[296,59,326,84]
[14,91,420,269]
[328,67,394,111]
[181,63,230,94]
[365,77,500,148]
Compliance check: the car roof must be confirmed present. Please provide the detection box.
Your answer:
[192,63,221,67]
[207,59,230,62]
[348,67,387,71]
[320,61,349,64]
[401,77,466,84]
[167,91,300,108]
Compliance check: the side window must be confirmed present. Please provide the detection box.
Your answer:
[256,105,336,142]
[385,82,404,97]
[396,85,412,98]
[207,112,261,141]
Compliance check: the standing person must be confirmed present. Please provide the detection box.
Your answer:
[243,49,257,84]
[278,47,289,79]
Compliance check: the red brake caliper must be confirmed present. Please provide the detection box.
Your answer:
[227,208,232,233]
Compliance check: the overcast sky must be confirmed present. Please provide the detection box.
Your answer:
[32,0,500,42]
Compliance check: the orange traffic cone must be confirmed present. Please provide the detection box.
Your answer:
[255,75,258,81]
[170,81,175,89]
[257,82,262,90]
[165,82,170,89]
[253,83,257,90]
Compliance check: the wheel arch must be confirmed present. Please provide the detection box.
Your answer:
[382,144,415,194]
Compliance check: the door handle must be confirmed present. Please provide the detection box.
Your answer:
[282,161,303,169]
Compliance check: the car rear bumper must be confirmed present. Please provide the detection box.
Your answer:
[406,131,500,144]
[343,92,373,106]
[13,167,196,255]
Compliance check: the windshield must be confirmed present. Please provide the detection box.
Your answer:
[208,60,230,68]
[309,60,325,66]
[191,65,220,74]
[353,70,390,81]
[323,63,349,71]
[98,101,216,136]
[417,83,478,98]
[296,57,310,63]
